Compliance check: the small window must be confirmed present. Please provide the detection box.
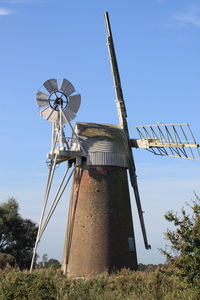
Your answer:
[128,237,135,252]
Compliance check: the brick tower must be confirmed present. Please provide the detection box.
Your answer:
[62,123,137,277]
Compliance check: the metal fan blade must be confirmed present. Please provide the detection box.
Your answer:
[36,91,49,107]
[62,108,76,122]
[68,94,81,113]
[40,106,59,122]
[43,79,58,94]
[60,78,75,96]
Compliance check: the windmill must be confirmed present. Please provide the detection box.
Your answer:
[30,12,200,276]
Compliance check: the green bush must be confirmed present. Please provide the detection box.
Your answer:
[0,267,199,300]
[161,194,200,286]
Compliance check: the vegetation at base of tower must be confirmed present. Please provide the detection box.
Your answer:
[0,267,199,300]
[0,197,200,299]
[161,193,200,285]
[0,198,38,269]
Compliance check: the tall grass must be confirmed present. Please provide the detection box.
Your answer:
[0,266,199,300]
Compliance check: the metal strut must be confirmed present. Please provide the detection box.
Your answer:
[37,167,75,242]
[104,12,151,250]
[61,109,87,155]
[30,153,75,272]
[30,152,58,272]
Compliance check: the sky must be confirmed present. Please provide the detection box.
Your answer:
[1,0,200,265]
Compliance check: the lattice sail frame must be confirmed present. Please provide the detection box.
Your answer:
[134,124,200,160]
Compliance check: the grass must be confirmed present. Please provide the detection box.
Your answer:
[0,266,199,300]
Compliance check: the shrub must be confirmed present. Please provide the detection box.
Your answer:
[161,194,200,286]
[0,267,199,300]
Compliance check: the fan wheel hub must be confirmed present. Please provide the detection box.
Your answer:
[49,91,68,111]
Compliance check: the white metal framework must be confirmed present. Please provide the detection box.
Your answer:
[133,123,200,160]
[30,78,84,272]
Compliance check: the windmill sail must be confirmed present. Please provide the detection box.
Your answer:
[104,12,151,250]
[132,123,200,160]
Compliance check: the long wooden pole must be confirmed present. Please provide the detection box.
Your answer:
[104,12,150,250]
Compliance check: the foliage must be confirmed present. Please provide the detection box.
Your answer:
[46,259,61,270]
[37,254,61,269]
[137,263,163,272]
[0,253,15,269]
[161,194,200,285]
[0,267,198,300]
[0,197,38,269]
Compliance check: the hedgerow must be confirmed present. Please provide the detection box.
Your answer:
[0,266,199,300]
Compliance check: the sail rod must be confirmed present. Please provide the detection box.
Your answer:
[104,11,127,128]
[104,12,151,250]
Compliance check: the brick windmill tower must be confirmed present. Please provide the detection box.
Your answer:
[31,12,200,276]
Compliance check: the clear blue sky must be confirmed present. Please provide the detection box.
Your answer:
[1,0,200,264]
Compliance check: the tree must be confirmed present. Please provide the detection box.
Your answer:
[0,197,38,269]
[46,258,61,269]
[37,254,61,269]
[161,194,200,284]
[137,263,163,272]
